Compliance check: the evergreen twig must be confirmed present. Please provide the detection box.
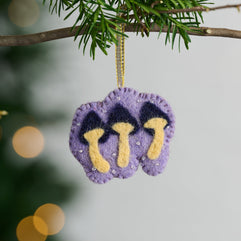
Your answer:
[1,3,241,58]
[1,25,241,47]
[41,0,211,58]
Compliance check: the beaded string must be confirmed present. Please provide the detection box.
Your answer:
[115,24,125,88]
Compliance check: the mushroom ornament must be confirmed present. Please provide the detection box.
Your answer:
[69,88,175,184]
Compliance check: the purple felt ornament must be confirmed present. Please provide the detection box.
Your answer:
[69,88,175,184]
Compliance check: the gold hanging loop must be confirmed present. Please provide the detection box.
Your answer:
[115,23,125,88]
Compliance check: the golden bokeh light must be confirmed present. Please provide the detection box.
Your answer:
[16,216,48,241]
[12,126,44,158]
[8,0,39,27]
[0,110,8,119]
[34,203,65,235]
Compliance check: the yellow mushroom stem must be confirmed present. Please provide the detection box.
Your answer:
[144,118,167,160]
[84,128,110,173]
[112,122,134,168]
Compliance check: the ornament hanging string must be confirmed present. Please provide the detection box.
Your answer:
[115,24,125,88]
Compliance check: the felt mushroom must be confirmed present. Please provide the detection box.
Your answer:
[140,102,170,160]
[107,104,139,168]
[79,111,110,173]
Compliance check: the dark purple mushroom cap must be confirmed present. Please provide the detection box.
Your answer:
[107,104,139,135]
[140,102,170,136]
[79,111,109,144]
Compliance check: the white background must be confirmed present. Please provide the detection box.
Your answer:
[30,1,241,240]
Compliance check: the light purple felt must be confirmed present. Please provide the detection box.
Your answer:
[69,88,175,184]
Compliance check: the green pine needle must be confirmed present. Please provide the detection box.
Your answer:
[43,0,212,59]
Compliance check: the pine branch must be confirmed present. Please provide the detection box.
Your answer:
[1,2,241,57]
[1,24,241,47]
[127,4,241,26]
[41,0,211,58]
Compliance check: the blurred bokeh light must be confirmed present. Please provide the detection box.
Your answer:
[16,216,47,241]
[0,110,8,119]
[8,0,39,27]
[34,203,65,235]
[12,126,44,158]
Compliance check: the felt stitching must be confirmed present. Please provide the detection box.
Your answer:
[144,118,167,160]
[69,88,175,183]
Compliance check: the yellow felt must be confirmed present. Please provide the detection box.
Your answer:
[112,123,134,168]
[84,128,110,173]
[144,118,167,160]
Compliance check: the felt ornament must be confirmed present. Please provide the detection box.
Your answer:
[69,88,175,184]
[69,25,175,184]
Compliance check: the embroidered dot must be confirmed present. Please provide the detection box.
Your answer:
[112,152,117,157]
[131,165,135,169]
[76,123,81,126]
[102,109,107,113]
[156,163,160,166]
[116,96,121,101]
[136,141,141,146]
[137,99,141,103]
[150,100,154,103]
[79,150,83,153]
[112,169,116,174]
[141,156,146,161]
[92,167,96,171]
